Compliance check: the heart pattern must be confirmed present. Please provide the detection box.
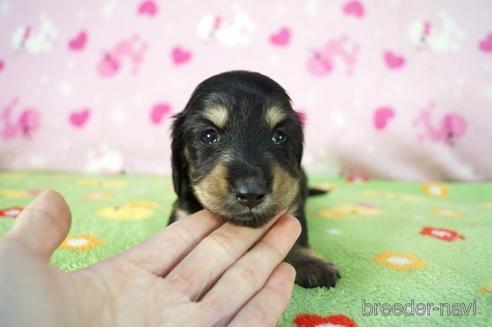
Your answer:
[374,106,395,130]
[69,108,91,128]
[343,0,364,18]
[171,46,192,65]
[68,31,87,51]
[478,33,492,53]
[138,0,158,16]
[384,51,405,69]
[270,27,291,46]
[150,103,172,124]
[1,2,491,182]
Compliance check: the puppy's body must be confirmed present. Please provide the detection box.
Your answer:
[168,71,340,288]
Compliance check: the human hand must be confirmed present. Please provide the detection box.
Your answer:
[0,190,300,326]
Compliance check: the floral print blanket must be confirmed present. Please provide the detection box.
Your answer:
[0,171,491,326]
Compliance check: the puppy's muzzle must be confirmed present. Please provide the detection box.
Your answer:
[231,178,266,209]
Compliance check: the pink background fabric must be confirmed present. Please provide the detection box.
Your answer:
[1,0,491,181]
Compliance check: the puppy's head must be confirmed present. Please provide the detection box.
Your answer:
[171,71,303,227]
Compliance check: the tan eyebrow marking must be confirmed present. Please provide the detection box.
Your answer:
[265,106,287,129]
[202,105,228,129]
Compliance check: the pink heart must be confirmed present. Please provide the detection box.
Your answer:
[171,46,192,65]
[138,0,158,16]
[384,51,405,69]
[374,107,395,130]
[69,108,91,128]
[270,27,291,46]
[478,33,492,53]
[68,31,87,51]
[0,59,4,72]
[343,0,364,18]
[150,103,172,124]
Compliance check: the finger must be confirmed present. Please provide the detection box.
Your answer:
[7,189,71,258]
[199,215,301,325]
[228,262,296,327]
[163,212,283,300]
[120,209,223,276]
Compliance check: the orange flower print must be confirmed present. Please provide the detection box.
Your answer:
[60,235,103,252]
[374,252,427,271]
[422,183,448,198]
[431,208,463,218]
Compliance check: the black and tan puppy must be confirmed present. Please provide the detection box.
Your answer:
[168,70,340,288]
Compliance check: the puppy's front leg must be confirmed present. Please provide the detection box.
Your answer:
[285,244,341,289]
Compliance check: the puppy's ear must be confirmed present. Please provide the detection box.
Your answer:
[171,112,190,196]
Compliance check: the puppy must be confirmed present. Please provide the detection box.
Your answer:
[168,70,340,288]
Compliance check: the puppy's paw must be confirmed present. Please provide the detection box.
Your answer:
[286,246,341,288]
[294,257,341,289]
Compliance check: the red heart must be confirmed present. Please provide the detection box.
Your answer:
[270,27,291,46]
[0,59,5,72]
[171,46,192,65]
[384,51,405,69]
[294,313,357,327]
[69,108,91,128]
[68,31,87,51]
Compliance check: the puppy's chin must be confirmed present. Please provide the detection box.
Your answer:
[221,210,279,228]
[197,195,282,227]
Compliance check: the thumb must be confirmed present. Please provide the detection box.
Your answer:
[7,189,72,258]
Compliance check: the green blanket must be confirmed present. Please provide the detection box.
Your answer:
[1,171,491,326]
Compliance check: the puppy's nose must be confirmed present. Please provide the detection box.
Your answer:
[235,192,265,208]
[232,181,266,208]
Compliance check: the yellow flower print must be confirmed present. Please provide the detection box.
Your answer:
[319,203,381,219]
[77,178,127,189]
[0,189,30,199]
[374,252,427,271]
[431,208,464,218]
[422,183,448,198]
[97,200,161,220]
[477,281,492,294]
[84,191,113,200]
[480,202,492,209]
[60,235,103,252]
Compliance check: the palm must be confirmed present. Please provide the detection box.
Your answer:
[0,190,299,326]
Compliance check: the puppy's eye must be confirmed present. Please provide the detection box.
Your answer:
[199,128,220,144]
[272,130,288,145]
